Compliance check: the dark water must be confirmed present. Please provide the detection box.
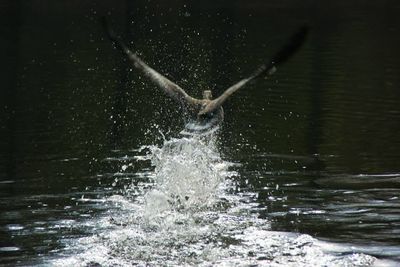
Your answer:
[1,1,400,266]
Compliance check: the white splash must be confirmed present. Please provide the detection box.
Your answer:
[48,134,385,267]
[145,136,224,211]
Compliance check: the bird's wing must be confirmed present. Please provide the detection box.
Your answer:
[102,18,199,106]
[199,26,308,115]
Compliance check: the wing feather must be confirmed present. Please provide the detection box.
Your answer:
[102,18,199,106]
[200,26,308,115]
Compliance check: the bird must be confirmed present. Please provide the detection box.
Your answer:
[102,18,308,135]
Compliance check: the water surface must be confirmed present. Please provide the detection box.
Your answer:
[1,1,400,266]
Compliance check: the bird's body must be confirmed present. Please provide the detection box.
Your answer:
[182,101,224,135]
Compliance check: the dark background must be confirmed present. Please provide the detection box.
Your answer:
[1,0,400,265]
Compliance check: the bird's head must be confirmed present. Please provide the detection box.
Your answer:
[202,90,213,100]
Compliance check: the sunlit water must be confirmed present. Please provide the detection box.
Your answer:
[36,134,393,266]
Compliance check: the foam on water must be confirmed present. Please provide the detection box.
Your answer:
[48,134,389,266]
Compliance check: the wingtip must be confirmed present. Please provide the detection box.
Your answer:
[100,16,118,42]
[296,25,309,42]
[270,24,309,67]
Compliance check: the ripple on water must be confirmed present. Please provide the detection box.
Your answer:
[6,224,24,231]
[0,247,21,252]
[46,136,394,266]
